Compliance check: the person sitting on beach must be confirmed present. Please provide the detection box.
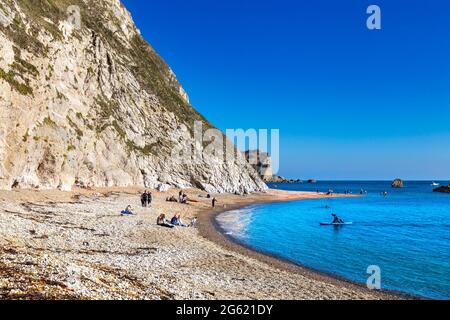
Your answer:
[157,213,165,225]
[166,195,178,202]
[178,190,183,202]
[121,205,135,216]
[170,214,178,225]
[332,213,344,224]
[189,217,198,227]
[180,194,188,204]
[170,214,188,227]
[157,214,174,228]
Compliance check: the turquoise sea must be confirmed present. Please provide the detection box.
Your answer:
[216,181,450,299]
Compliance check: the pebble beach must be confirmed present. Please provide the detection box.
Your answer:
[0,188,397,300]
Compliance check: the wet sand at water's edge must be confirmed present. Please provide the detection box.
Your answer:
[0,187,401,299]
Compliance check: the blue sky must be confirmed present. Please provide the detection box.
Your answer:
[121,0,450,180]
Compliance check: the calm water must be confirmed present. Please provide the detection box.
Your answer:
[216,181,450,299]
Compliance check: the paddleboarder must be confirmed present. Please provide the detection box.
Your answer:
[332,213,344,224]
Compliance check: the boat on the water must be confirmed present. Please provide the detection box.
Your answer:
[431,182,440,186]
[320,222,353,226]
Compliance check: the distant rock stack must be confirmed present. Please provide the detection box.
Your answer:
[244,150,300,183]
[392,179,404,188]
[244,150,273,180]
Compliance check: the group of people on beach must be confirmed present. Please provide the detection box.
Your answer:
[140,190,153,207]
[121,189,218,230]
[166,191,217,208]
[166,191,189,204]
[156,213,197,228]
[121,204,197,229]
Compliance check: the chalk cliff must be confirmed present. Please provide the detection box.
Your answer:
[0,0,267,193]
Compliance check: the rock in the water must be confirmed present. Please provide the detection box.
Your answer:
[0,0,267,194]
[307,179,317,184]
[433,185,450,193]
[392,179,404,188]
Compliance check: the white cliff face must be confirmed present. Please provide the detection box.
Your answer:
[0,0,267,193]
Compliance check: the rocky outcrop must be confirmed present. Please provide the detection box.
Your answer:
[433,185,450,193]
[0,0,267,193]
[244,150,273,180]
[392,179,404,188]
[264,175,302,184]
[244,150,301,184]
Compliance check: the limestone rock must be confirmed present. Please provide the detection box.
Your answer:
[392,179,404,188]
[0,0,267,193]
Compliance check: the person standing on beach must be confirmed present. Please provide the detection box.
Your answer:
[141,190,147,207]
[212,197,217,208]
[147,191,152,207]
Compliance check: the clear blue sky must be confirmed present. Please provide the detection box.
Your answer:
[121,0,450,180]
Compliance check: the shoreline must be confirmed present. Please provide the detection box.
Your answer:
[196,190,412,300]
[0,187,415,299]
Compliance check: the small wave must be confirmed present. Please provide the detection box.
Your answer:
[216,206,257,238]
